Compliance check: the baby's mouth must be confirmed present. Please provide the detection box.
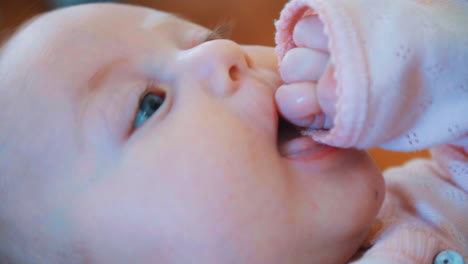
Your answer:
[277,116,302,146]
[277,116,332,158]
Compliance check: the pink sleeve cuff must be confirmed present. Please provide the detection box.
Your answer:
[275,0,370,148]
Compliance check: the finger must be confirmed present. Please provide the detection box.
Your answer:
[308,113,333,130]
[280,47,329,83]
[293,15,329,53]
[275,82,322,127]
[317,62,338,120]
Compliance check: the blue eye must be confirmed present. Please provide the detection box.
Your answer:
[133,93,165,128]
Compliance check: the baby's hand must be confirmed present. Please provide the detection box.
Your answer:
[276,16,337,129]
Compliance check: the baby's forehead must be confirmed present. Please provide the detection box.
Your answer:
[17,4,173,41]
[7,5,187,57]
[0,3,184,89]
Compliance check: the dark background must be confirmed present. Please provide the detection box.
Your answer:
[0,0,429,170]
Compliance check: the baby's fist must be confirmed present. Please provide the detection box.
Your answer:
[276,15,337,129]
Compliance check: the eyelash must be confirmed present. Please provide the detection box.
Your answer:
[132,82,165,118]
[138,82,164,105]
[203,21,233,42]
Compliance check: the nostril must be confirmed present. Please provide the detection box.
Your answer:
[229,65,240,81]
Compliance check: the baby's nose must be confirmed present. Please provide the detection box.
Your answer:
[182,39,250,96]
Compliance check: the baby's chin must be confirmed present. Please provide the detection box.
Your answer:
[288,148,384,261]
[333,150,385,261]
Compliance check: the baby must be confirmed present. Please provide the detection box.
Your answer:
[0,2,465,264]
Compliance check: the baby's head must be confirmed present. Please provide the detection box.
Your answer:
[0,3,384,263]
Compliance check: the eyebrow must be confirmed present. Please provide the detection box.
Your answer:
[86,58,128,96]
[76,57,129,148]
[86,14,192,96]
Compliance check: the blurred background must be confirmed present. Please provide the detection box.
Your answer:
[0,0,429,170]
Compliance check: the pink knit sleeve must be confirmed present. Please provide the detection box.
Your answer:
[275,0,468,151]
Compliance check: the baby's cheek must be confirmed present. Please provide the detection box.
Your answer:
[323,150,384,236]
[66,189,153,262]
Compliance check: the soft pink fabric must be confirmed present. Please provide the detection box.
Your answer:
[275,0,468,263]
[275,0,467,151]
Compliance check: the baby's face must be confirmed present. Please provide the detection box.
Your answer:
[0,3,384,264]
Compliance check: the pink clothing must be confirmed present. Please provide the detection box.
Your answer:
[275,0,467,263]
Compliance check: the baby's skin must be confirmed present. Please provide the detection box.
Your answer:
[0,3,384,264]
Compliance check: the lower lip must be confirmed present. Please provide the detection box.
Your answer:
[279,136,338,161]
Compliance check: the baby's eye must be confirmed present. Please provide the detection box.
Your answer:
[133,93,165,128]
